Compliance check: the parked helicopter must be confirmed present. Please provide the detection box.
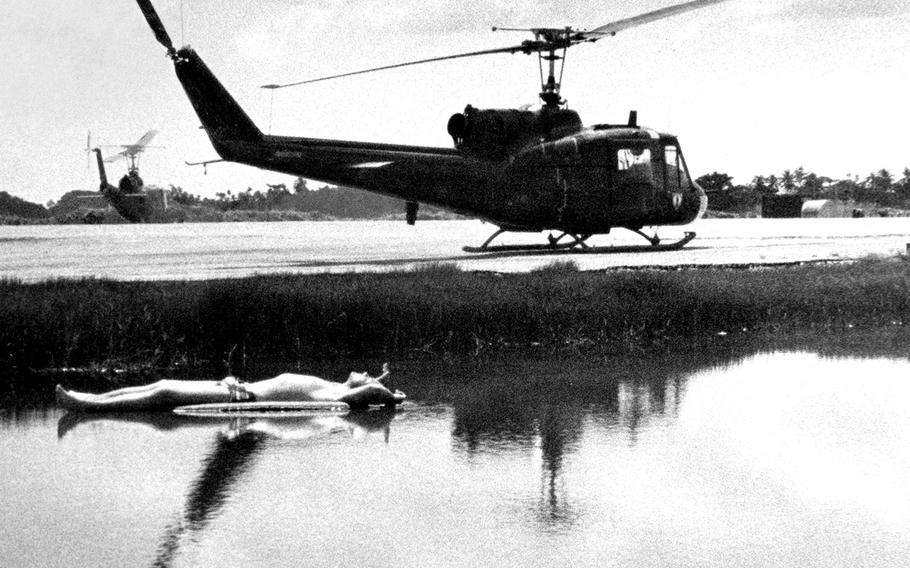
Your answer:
[80,130,169,222]
[134,0,727,251]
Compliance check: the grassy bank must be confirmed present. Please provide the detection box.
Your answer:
[1,258,908,381]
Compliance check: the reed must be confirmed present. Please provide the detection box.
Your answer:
[1,257,907,380]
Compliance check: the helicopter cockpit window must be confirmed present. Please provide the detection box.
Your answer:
[616,147,652,181]
[663,144,691,191]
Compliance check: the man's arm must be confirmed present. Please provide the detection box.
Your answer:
[374,363,391,383]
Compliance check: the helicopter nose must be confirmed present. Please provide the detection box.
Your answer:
[697,193,708,220]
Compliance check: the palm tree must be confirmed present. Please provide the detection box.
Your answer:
[766,174,779,193]
[793,166,806,191]
[780,170,795,193]
[865,169,893,192]
[897,168,910,201]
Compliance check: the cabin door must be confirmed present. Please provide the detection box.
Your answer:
[611,145,655,220]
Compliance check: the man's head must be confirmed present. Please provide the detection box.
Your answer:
[345,371,374,388]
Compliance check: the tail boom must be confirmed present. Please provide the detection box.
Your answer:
[173,48,263,148]
[135,0,501,222]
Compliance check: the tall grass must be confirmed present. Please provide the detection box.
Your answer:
[1,257,908,379]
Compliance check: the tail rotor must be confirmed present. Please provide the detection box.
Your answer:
[136,0,177,57]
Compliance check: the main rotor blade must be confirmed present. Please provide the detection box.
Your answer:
[136,0,175,52]
[263,0,731,90]
[261,45,531,90]
[133,129,159,148]
[584,0,729,38]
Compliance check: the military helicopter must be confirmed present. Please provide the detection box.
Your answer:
[134,0,726,251]
[83,130,168,222]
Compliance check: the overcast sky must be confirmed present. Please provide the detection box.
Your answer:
[2,0,908,204]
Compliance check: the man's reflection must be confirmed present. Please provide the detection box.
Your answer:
[153,424,266,568]
[154,410,394,568]
[56,408,395,568]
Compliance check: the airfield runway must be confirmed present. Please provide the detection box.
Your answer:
[1,218,908,281]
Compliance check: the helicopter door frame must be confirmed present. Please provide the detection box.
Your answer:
[553,138,612,229]
[662,142,689,211]
[610,141,657,219]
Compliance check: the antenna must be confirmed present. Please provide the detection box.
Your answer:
[85,130,92,170]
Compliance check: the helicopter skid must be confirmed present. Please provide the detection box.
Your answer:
[462,231,696,254]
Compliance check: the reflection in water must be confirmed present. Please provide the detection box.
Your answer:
[7,334,909,567]
[445,350,724,451]
[153,426,266,568]
[153,410,395,568]
[55,409,396,568]
[536,403,583,530]
[445,351,756,532]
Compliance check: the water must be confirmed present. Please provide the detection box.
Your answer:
[1,217,908,281]
[2,348,909,567]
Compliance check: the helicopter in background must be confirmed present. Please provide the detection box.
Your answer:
[133,0,728,251]
[83,130,169,222]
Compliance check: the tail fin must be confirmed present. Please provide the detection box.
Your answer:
[135,0,262,145]
[173,48,263,144]
[93,149,109,187]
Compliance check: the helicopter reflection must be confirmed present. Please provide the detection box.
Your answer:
[57,409,396,568]
[446,353,703,532]
[535,403,584,529]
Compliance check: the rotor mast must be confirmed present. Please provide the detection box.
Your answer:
[126,153,141,174]
[491,26,575,108]
[536,28,571,108]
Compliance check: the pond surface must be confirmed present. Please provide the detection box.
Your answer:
[2,347,910,567]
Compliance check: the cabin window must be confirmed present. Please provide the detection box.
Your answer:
[663,144,691,191]
[616,147,652,182]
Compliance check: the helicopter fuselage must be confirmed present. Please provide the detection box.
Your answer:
[218,119,705,234]
[180,44,704,235]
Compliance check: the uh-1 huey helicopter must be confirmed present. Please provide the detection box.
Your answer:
[134,0,727,252]
[85,129,168,222]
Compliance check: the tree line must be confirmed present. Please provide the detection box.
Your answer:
[696,167,910,214]
[5,167,910,224]
[174,168,910,218]
[168,178,446,219]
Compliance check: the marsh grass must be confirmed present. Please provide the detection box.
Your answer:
[2,257,908,381]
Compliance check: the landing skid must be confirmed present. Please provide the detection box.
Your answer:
[462,229,696,254]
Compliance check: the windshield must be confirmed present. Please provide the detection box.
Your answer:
[663,144,691,191]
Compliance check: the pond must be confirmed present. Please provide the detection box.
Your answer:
[2,343,909,567]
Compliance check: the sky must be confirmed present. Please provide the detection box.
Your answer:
[1,0,909,205]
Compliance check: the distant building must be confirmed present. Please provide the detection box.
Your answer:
[0,191,50,219]
[801,199,849,218]
[146,187,169,213]
[761,195,804,218]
